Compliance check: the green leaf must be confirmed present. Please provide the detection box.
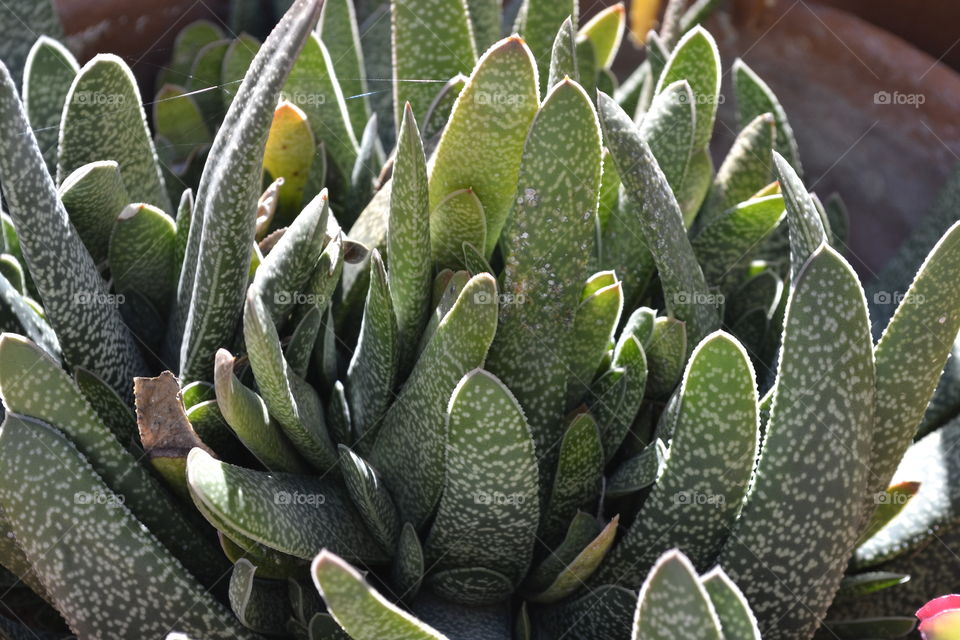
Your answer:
[425,370,539,591]
[0,413,255,639]
[58,160,129,265]
[836,572,910,599]
[327,380,351,446]
[699,113,776,227]
[388,106,432,372]
[187,448,388,563]
[59,54,170,212]
[486,79,602,474]
[317,0,372,140]
[465,0,501,52]
[339,445,400,553]
[773,152,827,279]
[718,246,875,639]
[701,567,761,640]
[221,34,261,109]
[548,16,579,90]
[514,0,577,89]
[393,522,425,602]
[188,39,230,126]
[598,92,718,350]
[430,188,486,270]
[643,316,687,399]
[370,273,499,527]
[229,559,291,633]
[392,0,476,125]
[654,26,720,151]
[526,513,619,603]
[244,288,337,471]
[282,34,359,181]
[428,36,539,257]
[692,194,785,286]
[821,617,917,639]
[176,0,322,383]
[0,273,59,361]
[855,481,920,548]
[422,74,467,142]
[606,439,667,499]
[153,84,212,160]
[22,36,78,173]
[596,332,758,585]
[109,203,177,311]
[594,334,648,459]
[632,551,722,640]
[0,334,225,582]
[638,80,695,211]
[263,101,316,224]
[869,220,960,498]
[74,366,136,443]
[540,412,604,546]
[426,567,513,606]
[0,64,146,399]
[566,273,623,407]
[533,584,636,640]
[347,250,397,437]
[312,551,449,640]
[213,348,308,473]
[578,3,626,70]
[164,20,224,87]
[286,305,321,377]
[0,1,63,87]
[411,592,512,639]
[676,146,714,225]
[733,59,802,177]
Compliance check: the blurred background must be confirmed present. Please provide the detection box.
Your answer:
[11,0,960,276]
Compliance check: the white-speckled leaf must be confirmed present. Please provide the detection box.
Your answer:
[578,4,625,70]
[594,334,648,459]
[773,152,826,280]
[548,17,578,90]
[370,273,499,527]
[392,0,476,126]
[313,551,449,639]
[176,0,322,383]
[393,522,425,601]
[0,64,146,398]
[632,550,722,640]
[486,79,602,476]
[595,332,758,585]
[514,0,577,89]
[228,559,290,633]
[869,220,960,498]
[526,513,619,603]
[733,59,802,177]
[22,36,78,173]
[425,369,539,588]
[638,80,695,209]
[187,448,387,563]
[643,315,687,400]
[566,274,623,408]
[701,567,761,640]
[653,26,719,151]
[606,439,668,499]
[339,444,400,554]
[431,188,486,270]
[598,92,718,349]
[58,54,170,211]
[388,104,432,372]
[58,160,129,265]
[317,0,371,139]
[533,584,636,640]
[718,245,875,639]
[0,414,256,639]
[699,113,776,227]
[428,37,539,256]
[109,203,177,312]
[0,274,59,361]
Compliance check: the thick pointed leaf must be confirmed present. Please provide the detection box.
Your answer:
[598,92,718,350]
[548,17,579,90]
[392,0,476,125]
[526,513,618,603]
[109,203,177,311]
[638,80,695,211]
[425,370,539,588]
[644,315,687,399]
[654,26,720,150]
[428,36,539,256]
[465,0,501,51]
[370,273,499,527]
[773,152,826,280]
[836,572,910,599]
[514,0,576,89]
[388,104,432,372]
[733,59,802,176]
[393,522,425,601]
[0,414,255,639]
[701,567,761,640]
[430,188,486,270]
[58,54,170,211]
[153,84,212,160]
[855,481,920,548]
[0,274,59,360]
[221,34,261,109]
[596,332,758,585]
[317,0,371,139]
[719,246,875,639]
[486,79,602,474]
[22,36,78,173]
[177,0,322,382]
[566,273,623,407]
[263,101,316,224]
[187,448,387,563]
[606,439,667,499]
[188,39,230,126]
[339,445,400,553]
[0,64,146,398]
[632,551,722,640]
[578,3,626,70]
[313,552,449,639]
[229,559,291,633]
[594,334,648,459]
[58,160,129,265]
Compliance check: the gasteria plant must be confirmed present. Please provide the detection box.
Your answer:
[0,0,957,638]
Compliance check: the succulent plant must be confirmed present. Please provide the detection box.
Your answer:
[0,0,958,638]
